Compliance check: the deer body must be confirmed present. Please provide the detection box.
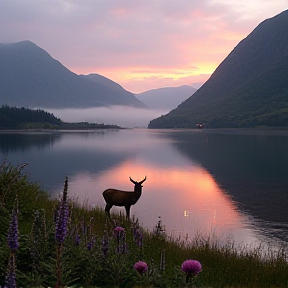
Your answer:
[102,177,146,219]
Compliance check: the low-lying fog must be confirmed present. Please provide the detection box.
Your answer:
[47,106,169,128]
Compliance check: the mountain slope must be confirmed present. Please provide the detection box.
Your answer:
[136,85,197,110]
[148,10,288,128]
[0,41,145,109]
[80,73,127,93]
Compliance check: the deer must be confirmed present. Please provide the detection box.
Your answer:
[102,176,147,220]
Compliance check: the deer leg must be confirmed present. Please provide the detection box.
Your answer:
[105,203,113,219]
[124,205,131,220]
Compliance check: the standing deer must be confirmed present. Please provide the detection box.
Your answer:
[102,176,147,220]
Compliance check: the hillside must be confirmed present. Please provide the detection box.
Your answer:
[136,85,197,110]
[148,10,288,128]
[80,73,129,94]
[0,105,121,129]
[0,41,145,109]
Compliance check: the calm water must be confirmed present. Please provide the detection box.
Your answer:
[1,129,288,250]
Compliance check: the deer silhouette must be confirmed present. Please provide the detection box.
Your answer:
[102,176,147,220]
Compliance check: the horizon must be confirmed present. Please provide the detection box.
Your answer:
[0,1,287,93]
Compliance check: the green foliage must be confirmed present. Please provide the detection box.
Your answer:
[0,105,122,130]
[0,160,53,234]
[148,11,288,129]
[0,105,62,129]
[1,161,288,288]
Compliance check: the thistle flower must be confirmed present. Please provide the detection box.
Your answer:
[134,261,148,275]
[55,177,69,245]
[181,259,202,283]
[7,199,19,251]
[113,226,125,235]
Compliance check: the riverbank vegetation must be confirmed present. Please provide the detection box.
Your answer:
[1,160,288,288]
[0,106,121,130]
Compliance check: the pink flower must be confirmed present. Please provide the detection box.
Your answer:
[113,226,125,234]
[181,259,202,276]
[134,261,148,274]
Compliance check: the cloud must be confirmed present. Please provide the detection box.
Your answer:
[47,106,170,128]
[0,0,287,93]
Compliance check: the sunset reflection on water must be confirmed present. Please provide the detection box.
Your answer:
[65,157,260,247]
[3,129,286,249]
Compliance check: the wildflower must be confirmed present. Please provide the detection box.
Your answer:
[134,261,148,275]
[54,177,69,288]
[102,231,109,256]
[5,255,17,288]
[113,226,126,253]
[121,232,128,254]
[7,199,19,252]
[87,235,96,251]
[113,226,125,235]
[181,259,202,283]
[75,234,80,246]
[135,229,143,247]
[55,177,69,245]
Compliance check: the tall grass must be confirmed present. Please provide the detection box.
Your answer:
[1,160,288,288]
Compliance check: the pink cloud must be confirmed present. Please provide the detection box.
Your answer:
[0,0,287,93]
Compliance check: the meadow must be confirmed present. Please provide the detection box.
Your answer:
[1,160,288,288]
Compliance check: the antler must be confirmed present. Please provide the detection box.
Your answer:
[129,177,137,184]
[139,176,147,185]
[130,176,147,185]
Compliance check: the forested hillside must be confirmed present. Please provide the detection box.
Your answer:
[0,106,62,129]
[148,10,288,129]
[0,106,121,129]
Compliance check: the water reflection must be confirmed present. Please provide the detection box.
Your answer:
[0,129,287,249]
[57,158,267,248]
[160,129,288,243]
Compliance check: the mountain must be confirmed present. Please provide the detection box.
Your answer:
[80,73,129,94]
[0,41,145,109]
[148,10,288,129]
[135,85,197,110]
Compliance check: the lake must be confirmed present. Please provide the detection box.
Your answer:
[1,128,288,251]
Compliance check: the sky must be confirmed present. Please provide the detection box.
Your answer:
[0,0,287,94]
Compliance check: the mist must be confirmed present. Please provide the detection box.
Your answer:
[46,106,170,128]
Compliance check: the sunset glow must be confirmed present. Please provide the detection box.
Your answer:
[0,1,287,93]
[66,158,244,239]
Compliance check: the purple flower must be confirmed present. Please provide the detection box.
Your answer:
[102,232,109,256]
[133,228,143,247]
[87,236,96,251]
[5,255,17,288]
[7,200,19,251]
[113,226,126,253]
[55,178,69,245]
[134,261,148,275]
[182,259,202,279]
[113,226,125,234]
[75,235,80,246]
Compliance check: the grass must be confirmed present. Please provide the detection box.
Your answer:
[1,160,288,288]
